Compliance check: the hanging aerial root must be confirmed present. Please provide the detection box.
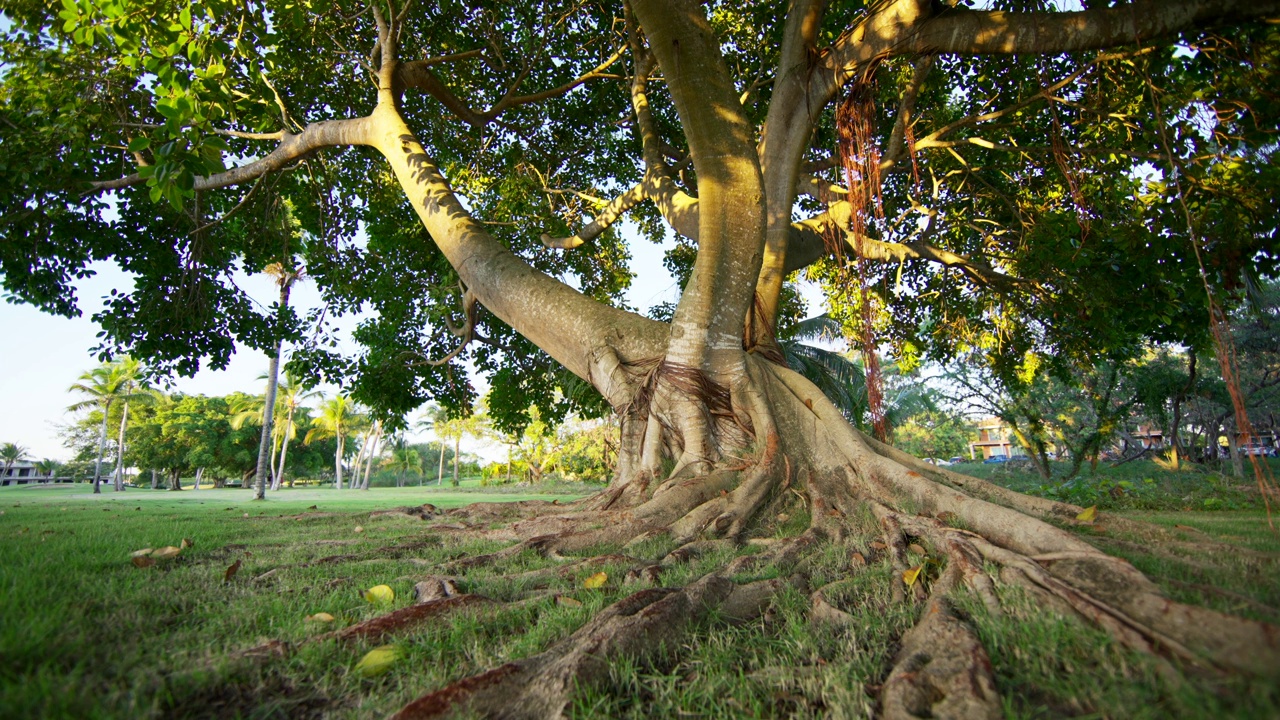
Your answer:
[391,572,783,720]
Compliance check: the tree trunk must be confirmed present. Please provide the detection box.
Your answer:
[351,429,371,490]
[1169,353,1197,468]
[193,467,204,490]
[273,7,1280,716]
[1227,423,1244,478]
[93,399,111,495]
[272,404,296,492]
[335,434,345,490]
[254,342,282,501]
[113,400,130,491]
[361,422,383,491]
[452,435,460,487]
[150,469,157,490]
[437,440,446,486]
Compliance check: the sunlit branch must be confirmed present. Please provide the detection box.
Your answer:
[542,157,692,250]
[542,183,646,249]
[397,44,626,129]
[86,117,374,196]
[882,55,934,168]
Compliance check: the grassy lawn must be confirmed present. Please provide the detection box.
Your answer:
[1,482,1276,718]
[954,457,1280,512]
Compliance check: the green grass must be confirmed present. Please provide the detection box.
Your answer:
[956,457,1280,512]
[1,482,1277,719]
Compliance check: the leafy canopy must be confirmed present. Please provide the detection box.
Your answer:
[2,0,1277,431]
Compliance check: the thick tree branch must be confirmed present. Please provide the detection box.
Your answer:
[783,201,1019,292]
[397,45,626,129]
[541,157,693,249]
[631,0,767,366]
[85,117,374,196]
[542,184,646,249]
[881,55,934,169]
[824,0,1280,89]
[751,0,831,344]
[908,0,1280,57]
[624,11,701,243]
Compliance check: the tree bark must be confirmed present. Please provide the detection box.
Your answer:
[335,434,345,490]
[361,421,383,491]
[273,403,295,492]
[437,439,445,486]
[1227,421,1244,478]
[254,292,289,500]
[254,344,281,501]
[92,399,111,495]
[113,400,130,492]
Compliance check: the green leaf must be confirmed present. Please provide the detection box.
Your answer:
[127,136,151,153]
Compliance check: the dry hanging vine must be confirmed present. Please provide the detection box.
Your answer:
[1144,69,1280,527]
[832,59,889,441]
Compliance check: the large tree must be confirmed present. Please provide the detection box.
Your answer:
[4,0,1280,714]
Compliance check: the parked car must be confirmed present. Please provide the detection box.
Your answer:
[983,455,1009,464]
[1242,444,1277,457]
[949,457,964,464]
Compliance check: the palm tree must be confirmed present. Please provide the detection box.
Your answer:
[270,371,317,491]
[34,458,62,482]
[417,404,452,486]
[1,443,30,483]
[382,436,421,487]
[780,315,870,423]
[305,394,358,490]
[779,315,936,437]
[345,412,375,491]
[108,356,148,491]
[67,362,134,494]
[252,262,303,500]
[357,419,385,491]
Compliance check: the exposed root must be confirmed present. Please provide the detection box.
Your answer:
[503,554,652,588]
[413,576,462,603]
[880,596,1002,720]
[391,573,782,720]
[436,535,562,574]
[322,594,494,645]
[870,502,922,604]
[891,512,1280,677]
[229,593,494,664]
[810,579,861,627]
[370,503,443,521]
[359,352,1280,718]
[860,430,1280,561]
